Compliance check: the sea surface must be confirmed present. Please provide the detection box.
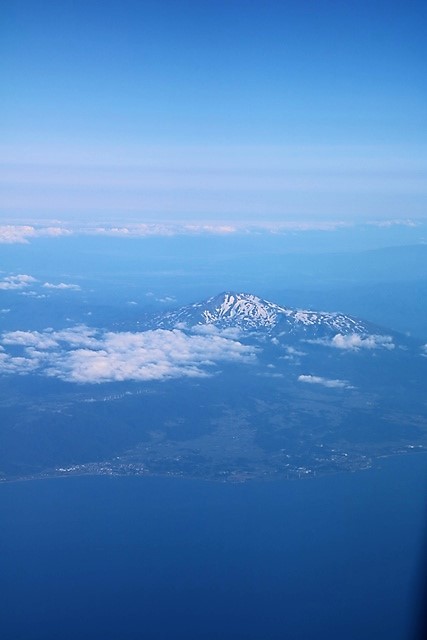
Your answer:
[1,455,427,640]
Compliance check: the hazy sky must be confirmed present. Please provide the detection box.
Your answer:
[2,0,427,222]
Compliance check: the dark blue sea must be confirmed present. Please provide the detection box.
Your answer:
[2,455,427,640]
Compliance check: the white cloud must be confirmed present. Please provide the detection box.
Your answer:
[0,221,352,244]
[2,326,100,350]
[156,295,176,303]
[0,217,424,244]
[191,324,242,339]
[279,344,307,364]
[0,273,81,295]
[42,282,81,290]
[0,274,37,290]
[19,291,47,298]
[0,326,257,383]
[0,225,34,244]
[307,333,395,351]
[257,371,284,378]
[2,330,59,349]
[284,345,307,357]
[0,351,40,374]
[331,333,394,351]
[298,374,354,389]
[367,219,417,228]
[0,225,71,244]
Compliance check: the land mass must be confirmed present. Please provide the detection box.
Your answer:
[1,293,426,483]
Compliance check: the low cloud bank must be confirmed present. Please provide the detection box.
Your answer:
[0,221,343,244]
[0,225,71,244]
[0,219,418,245]
[0,326,257,383]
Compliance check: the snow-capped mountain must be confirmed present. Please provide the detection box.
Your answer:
[155,292,376,337]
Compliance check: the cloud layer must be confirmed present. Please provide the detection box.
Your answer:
[0,219,420,244]
[0,326,257,383]
[0,221,350,244]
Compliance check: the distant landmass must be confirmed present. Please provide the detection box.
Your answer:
[0,292,426,483]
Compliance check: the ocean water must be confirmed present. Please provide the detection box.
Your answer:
[1,455,427,640]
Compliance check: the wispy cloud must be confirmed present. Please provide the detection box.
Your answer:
[156,295,176,303]
[284,346,306,356]
[298,374,354,389]
[367,219,418,228]
[42,282,81,290]
[279,344,307,364]
[190,324,243,340]
[0,326,257,383]
[19,291,46,299]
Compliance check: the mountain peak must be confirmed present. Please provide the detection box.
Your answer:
[200,292,285,328]
[156,291,372,337]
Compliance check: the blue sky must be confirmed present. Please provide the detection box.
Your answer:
[1,0,427,222]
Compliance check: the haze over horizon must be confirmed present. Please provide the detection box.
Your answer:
[2,0,427,222]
